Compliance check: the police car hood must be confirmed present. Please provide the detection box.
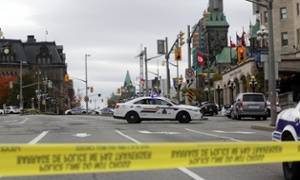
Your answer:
[177,104,200,110]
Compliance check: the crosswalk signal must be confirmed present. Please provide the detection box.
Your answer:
[174,46,182,61]
[237,47,246,63]
[64,74,69,82]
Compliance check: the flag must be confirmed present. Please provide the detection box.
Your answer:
[230,40,236,49]
[237,35,242,47]
[241,31,246,46]
[197,53,204,66]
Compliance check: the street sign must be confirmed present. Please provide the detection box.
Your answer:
[185,68,194,78]
[186,78,196,88]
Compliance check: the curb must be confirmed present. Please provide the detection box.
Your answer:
[251,125,275,132]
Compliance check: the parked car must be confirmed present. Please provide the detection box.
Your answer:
[65,107,86,115]
[231,93,268,120]
[267,101,282,117]
[113,96,203,124]
[100,108,114,115]
[272,101,300,180]
[200,102,218,115]
[0,109,4,115]
[4,106,20,114]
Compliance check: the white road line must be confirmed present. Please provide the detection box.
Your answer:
[28,131,49,144]
[16,118,29,124]
[115,130,206,180]
[186,128,244,142]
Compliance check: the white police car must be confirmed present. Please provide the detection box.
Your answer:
[272,102,300,180]
[113,97,203,123]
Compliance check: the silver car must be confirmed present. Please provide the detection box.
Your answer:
[231,93,268,120]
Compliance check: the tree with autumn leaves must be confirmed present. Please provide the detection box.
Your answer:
[0,74,37,109]
[0,76,17,108]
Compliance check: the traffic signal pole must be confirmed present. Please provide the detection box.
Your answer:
[245,0,277,126]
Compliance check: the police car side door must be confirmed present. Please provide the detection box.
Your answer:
[134,98,158,119]
[154,99,176,119]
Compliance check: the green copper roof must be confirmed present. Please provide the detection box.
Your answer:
[250,19,260,39]
[124,70,132,87]
[216,47,237,63]
[206,12,229,27]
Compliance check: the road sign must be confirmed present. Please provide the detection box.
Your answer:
[185,68,194,78]
[186,78,195,88]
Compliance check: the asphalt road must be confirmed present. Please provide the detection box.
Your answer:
[0,114,284,180]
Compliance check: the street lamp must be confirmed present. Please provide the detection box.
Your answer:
[216,82,222,111]
[143,47,163,97]
[229,79,236,104]
[256,25,268,47]
[249,76,257,93]
[85,54,90,114]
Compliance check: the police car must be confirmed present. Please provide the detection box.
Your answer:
[272,102,300,180]
[113,97,203,123]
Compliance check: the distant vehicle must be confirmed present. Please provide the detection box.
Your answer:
[65,107,86,115]
[4,106,20,114]
[89,109,100,115]
[100,108,114,115]
[200,102,218,116]
[266,101,282,117]
[0,109,4,115]
[113,96,203,124]
[231,93,268,120]
[272,102,300,180]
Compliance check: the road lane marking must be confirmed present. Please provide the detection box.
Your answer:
[73,133,91,138]
[186,128,244,142]
[213,130,256,134]
[28,131,49,144]
[16,118,29,124]
[116,130,206,180]
[139,130,181,134]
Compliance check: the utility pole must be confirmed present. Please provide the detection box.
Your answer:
[245,0,277,126]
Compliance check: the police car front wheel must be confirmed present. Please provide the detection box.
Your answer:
[177,112,191,123]
[282,134,300,180]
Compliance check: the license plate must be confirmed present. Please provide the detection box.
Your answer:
[249,106,259,109]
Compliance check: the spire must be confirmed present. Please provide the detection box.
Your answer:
[124,70,132,87]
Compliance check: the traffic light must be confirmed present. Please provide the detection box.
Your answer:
[101,99,104,103]
[179,75,183,84]
[90,86,94,93]
[64,74,69,82]
[179,31,185,46]
[98,93,101,97]
[193,32,199,47]
[204,12,210,25]
[237,47,246,63]
[174,46,182,61]
[117,88,121,94]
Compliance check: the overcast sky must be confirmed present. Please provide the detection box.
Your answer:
[1,0,256,108]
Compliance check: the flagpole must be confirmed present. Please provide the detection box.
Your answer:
[230,36,232,65]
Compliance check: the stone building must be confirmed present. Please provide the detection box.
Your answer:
[0,35,73,113]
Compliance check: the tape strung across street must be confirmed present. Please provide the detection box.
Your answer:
[0,141,299,177]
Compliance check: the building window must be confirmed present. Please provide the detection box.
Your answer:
[280,7,287,19]
[297,3,299,15]
[282,32,288,46]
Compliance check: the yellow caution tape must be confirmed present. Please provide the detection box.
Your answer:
[0,141,300,177]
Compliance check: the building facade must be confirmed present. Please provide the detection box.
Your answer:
[0,35,73,113]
